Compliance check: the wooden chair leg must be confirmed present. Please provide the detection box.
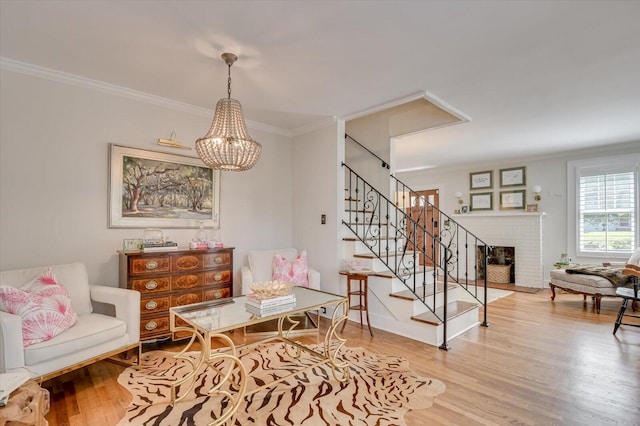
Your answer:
[613,299,629,335]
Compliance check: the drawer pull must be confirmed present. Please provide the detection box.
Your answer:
[214,256,223,264]
[145,321,158,331]
[145,280,158,290]
[145,300,158,310]
[214,272,223,282]
[145,260,158,270]
[214,290,223,299]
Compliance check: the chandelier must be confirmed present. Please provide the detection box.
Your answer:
[195,53,261,171]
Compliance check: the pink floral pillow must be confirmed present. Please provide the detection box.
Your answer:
[0,268,77,347]
[272,250,309,287]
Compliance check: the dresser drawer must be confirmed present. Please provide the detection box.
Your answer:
[130,257,171,275]
[204,286,231,301]
[120,248,234,343]
[171,254,203,271]
[204,252,232,268]
[140,316,170,338]
[131,277,171,294]
[171,273,203,290]
[204,269,231,285]
[140,296,170,314]
[171,291,203,307]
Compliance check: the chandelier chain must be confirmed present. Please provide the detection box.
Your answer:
[227,64,232,99]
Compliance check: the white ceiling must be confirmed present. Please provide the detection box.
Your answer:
[2,1,639,171]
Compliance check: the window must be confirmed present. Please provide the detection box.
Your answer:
[569,155,639,258]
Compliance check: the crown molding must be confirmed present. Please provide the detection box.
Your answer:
[0,57,291,137]
[291,116,337,137]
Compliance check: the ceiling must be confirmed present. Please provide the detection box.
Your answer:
[2,1,639,171]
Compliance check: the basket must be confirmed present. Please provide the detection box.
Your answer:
[487,264,511,284]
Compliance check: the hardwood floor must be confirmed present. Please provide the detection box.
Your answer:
[42,288,640,425]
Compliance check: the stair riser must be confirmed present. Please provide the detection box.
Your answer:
[368,277,461,313]
[364,307,480,347]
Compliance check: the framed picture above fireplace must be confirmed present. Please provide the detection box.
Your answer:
[499,166,526,187]
[469,170,493,190]
[499,189,526,210]
[470,192,493,211]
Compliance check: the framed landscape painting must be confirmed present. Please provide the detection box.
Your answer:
[108,144,220,228]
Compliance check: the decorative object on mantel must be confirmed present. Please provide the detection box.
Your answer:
[526,203,539,212]
[157,131,191,150]
[470,192,493,211]
[470,170,493,190]
[500,166,526,187]
[195,52,262,171]
[500,189,526,210]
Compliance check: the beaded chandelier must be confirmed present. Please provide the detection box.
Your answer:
[195,53,261,171]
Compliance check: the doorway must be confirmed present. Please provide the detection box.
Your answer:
[406,189,439,266]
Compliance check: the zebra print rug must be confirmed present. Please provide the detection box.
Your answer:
[117,343,445,425]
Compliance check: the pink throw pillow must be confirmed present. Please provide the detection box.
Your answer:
[272,250,309,287]
[0,268,77,347]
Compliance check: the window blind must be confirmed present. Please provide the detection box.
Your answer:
[578,167,635,255]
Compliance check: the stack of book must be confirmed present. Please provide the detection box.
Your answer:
[245,293,296,317]
[142,241,178,253]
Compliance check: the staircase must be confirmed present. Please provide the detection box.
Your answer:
[341,134,490,349]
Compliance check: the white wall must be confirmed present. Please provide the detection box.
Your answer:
[0,69,294,295]
[396,141,640,281]
[291,120,345,295]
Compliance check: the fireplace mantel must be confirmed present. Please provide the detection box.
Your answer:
[452,212,546,218]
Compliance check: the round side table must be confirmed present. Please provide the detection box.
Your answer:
[339,270,373,337]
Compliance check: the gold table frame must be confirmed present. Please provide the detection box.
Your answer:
[168,287,349,425]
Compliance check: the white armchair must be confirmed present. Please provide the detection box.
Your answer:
[241,248,321,295]
[0,262,140,381]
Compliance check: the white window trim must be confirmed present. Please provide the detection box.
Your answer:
[567,153,640,261]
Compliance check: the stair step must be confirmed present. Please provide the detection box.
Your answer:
[353,251,413,259]
[343,237,397,242]
[345,209,376,213]
[411,301,479,325]
[344,222,389,226]
[390,282,457,301]
[372,268,432,279]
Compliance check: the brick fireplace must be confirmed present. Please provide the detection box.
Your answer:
[453,212,545,288]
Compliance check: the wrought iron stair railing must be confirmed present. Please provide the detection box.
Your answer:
[391,177,491,328]
[343,162,457,349]
[343,134,492,348]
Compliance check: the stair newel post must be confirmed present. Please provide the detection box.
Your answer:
[439,247,451,351]
[481,243,490,327]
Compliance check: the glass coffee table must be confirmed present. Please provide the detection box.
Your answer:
[168,286,349,425]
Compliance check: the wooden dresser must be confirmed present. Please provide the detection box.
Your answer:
[119,247,234,341]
